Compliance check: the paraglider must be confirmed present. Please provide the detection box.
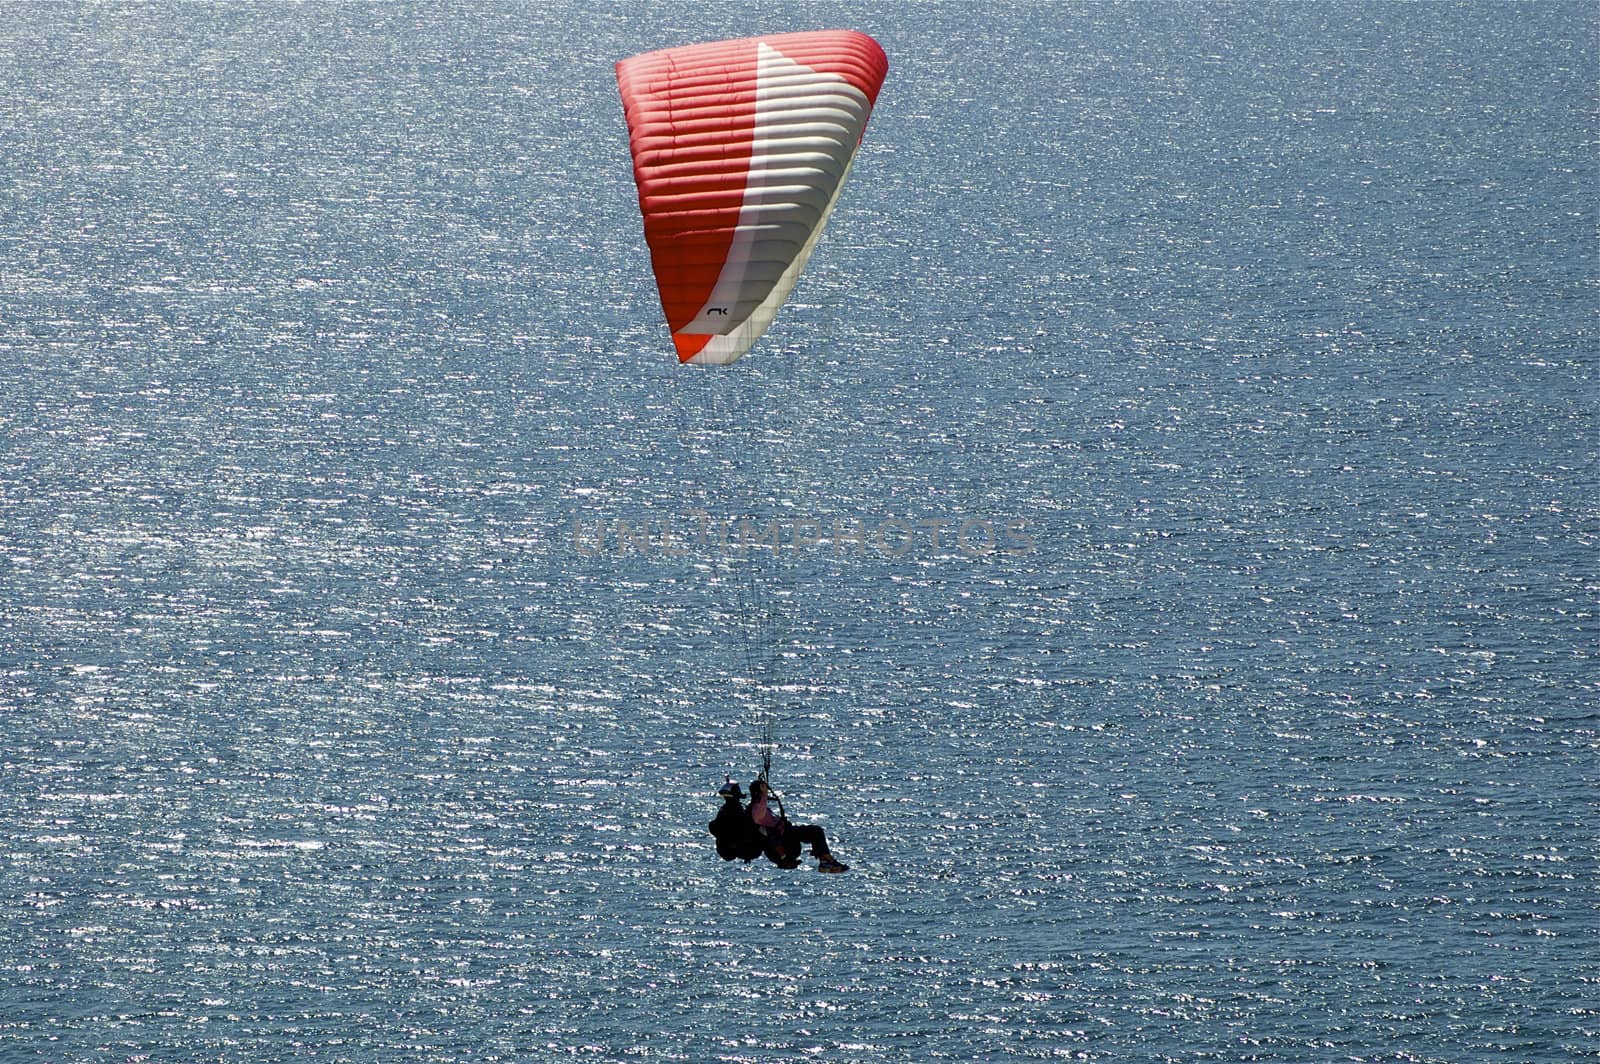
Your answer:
[707,778,848,873]
[616,30,887,871]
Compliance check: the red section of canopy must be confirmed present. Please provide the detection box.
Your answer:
[672,333,714,361]
[616,31,889,347]
[617,49,756,335]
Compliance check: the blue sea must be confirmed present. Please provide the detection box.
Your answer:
[2,3,1596,1061]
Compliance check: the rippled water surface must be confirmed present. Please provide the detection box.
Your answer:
[3,3,1596,1061]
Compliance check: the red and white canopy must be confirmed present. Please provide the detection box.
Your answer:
[616,30,889,364]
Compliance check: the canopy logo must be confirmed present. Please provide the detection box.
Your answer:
[567,510,1034,560]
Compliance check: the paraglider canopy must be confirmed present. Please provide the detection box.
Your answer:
[616,30,889,365]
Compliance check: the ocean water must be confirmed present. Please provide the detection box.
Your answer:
[2,2,1596,1061]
